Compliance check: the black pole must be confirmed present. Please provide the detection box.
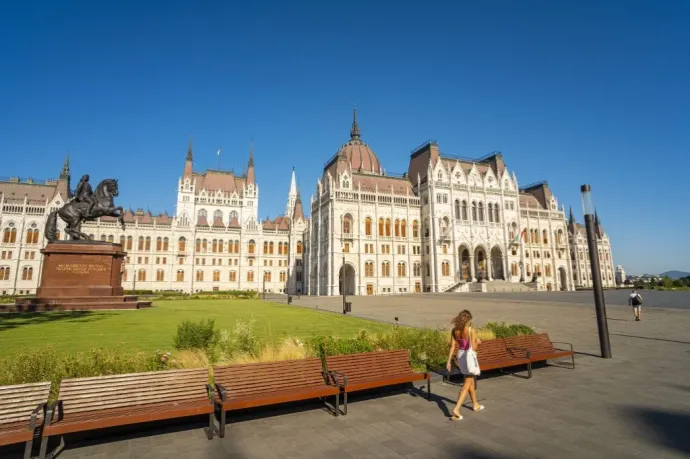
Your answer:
[342,255,347,314]
[583,206,612,358]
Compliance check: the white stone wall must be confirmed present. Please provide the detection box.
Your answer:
[570,232,616,289]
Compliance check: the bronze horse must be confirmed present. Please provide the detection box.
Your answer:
[45,178,125,242]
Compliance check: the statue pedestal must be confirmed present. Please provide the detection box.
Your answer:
[8,241,151,312]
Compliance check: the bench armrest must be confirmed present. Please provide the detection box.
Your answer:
[28,402,47,430]
[215,383,228,402]
[507,347,532,360]
[550,341,574,353]
[45,400,63,425]
[325,370,348,388]
[205,384,215,401]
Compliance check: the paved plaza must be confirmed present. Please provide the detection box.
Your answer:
[4,292,690,458]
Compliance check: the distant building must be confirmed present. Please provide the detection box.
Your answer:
[615,265,626,285]
[568,209,616,288]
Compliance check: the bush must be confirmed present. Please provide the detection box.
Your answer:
[308,331,377,360]
[217,318,262,361]
[125,289,154,295]
[173,319,220,353]
[484,321,535,338]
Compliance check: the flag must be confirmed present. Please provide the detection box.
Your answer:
[512,228,526,244]
[217,148,221,156]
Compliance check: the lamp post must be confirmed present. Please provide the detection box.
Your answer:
[581,184,612,359]
[342,253,347,314]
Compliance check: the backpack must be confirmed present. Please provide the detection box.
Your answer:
[635,294,643,305]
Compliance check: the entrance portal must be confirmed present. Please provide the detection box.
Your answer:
[339,264,356,295]
[559,267,568,291]
[490,247,504,280]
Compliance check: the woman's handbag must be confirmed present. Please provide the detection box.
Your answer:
[464,328,481,376]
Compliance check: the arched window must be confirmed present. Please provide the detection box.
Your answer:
[0,266,10,281]
[424,218,430,238]
[213,239,219,253]
[269,242,274,254]
[138,237,144,251]
[343,214,353,235]
[213,270,221,282]
[542,230,548,244]
[248,240,256,254]
[156,269,165,281]
[137,269,147,281]
[401,220,407,238]
[21,266,33,280]
[412,220,419,238]
[394,219,400,237]
[397,262,406,277]
[195,239,201,252]
[488,203,494,222]
[511,262,519,276]
[545,264,552,277]
[126,236,132,250]
[120,235,126,247]
[365,217,372,236]
[263,271,271,282]
[472,202,478,221]
[381,261,390,277]
[176,270,185,282]
[478,202,484,222]
[107,235,114,243]
[145,237,151,251]
[365,261,374,277]
[441,261,450,276]
[509,223,517,240]
[535,264,542,276]
[461,201,468,221]
[279,271,287,282]
[263,241,268,254]
[3,224,17,243]
[278,242,283,255]
[297,241,303,254]
[25,224,39,244]
[247,270,255,282]
[100,234,106,242]
[385,219,391,237]
[196,270,204,281]
[454,200,461,219]
[178,237,186,252]
[197,209,207,225]
[494,205,500,223]
[413,262,421,277]
[234,240,240,254]
[202,239,208,252]
[526,263,531,275]
[229,271,237,282]
[163,238,169,251]
[557,229,564,244]
[378,218,384,236]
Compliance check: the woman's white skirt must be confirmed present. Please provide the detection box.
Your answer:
[456,350,470,375]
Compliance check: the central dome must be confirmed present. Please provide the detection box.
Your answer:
[338,108,383,174]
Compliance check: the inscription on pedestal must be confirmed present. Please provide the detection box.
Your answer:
[56,263,108,275]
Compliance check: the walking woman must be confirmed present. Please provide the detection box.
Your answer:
[446,309,485,420]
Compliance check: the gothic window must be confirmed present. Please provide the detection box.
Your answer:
[278,242,283,255]
[156,237,162,251]
[108,235,114,243]
[437,171,443,181]
[138,237,144,251]
[401,220,407,238]
[138,269,147,281]
[343,214,353,235]
[397,262,406,277]
[179,213,189,227]
[0,266,10,280]
[145,237,151,251]
[196,209,208,226]
[297,241,303,254]
[394,219,400,237]
[526,263,531,276]
[412,220,419,238]
[156,269,165,281]
[247,270,255,282]
[100,235,106,242]
[385,219,391,237]
[229,271,237,281]
[472,202,477,221]
[494,205,500,223]
[176,270,184,282]
[120,235,125,247]
[21,266,33,280]
[413,262,421,277]
[511,262,519,276]
[263,241,268,254]
[542,230,548,244]
[213,209,223,224]
[378,218,384,237]
[478,202,484,222]
[196,270,204,281]
[269,242,274,254]
[25,224,39,244]
[234,240,240,254]
[178,237,186,252]
[365,217,372,236]
[488,203,494,222]
[3,223,16,243]
[381,261,390,277]
[425,263,430,276]
[441,261,450,276]
[509,222,517,240]
[454,200,460,219]
[545,264,552,277]
[213,270,221,282]
[229,211,238,223]
[126,236,133,250]
[461,201,468,221]
[279,271,286,282]
[423,219,430,238]
[440,217,450,236]
[365,261,374,277]
[248,240,256,254]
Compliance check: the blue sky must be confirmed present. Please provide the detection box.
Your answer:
[1,1,688,274]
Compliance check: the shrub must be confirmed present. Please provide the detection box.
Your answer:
[484,321,535,338]
[173,319,220,353]
[374,327,448,369]
[307,331,377,360]
[227,337,309,364]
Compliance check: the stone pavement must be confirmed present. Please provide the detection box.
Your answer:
[3,293,689,458]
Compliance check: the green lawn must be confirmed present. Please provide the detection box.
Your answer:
[0,300,389,356]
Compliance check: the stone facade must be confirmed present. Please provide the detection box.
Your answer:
[568,209,616,288]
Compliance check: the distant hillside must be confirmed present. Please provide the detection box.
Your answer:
[660,271,690,279]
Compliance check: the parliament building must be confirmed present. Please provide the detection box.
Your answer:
[0,110,616,296]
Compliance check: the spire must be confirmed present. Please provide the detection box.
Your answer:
[247,139,255,184]
[568,206,575,225]
[286,167,298,218]
[186,135,193,161]
[183,136,193,179]
[292,188,305,222]
[594,210,600,225]
[60,153,70,178]
[350,106,361,141]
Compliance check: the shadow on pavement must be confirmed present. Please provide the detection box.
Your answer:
[610,333,690,345]
[623,406,690,456]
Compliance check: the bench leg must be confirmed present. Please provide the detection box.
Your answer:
[571,353,576,370]
[38,435,64,459]
[23,438,34,459]
[335,392,340,417]
[219,409,226,438]
[203,412,214,440]
[427,378,431,400]
[527,362,533,379]
[343,392,348,416]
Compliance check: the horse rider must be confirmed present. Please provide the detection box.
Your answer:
[73,174,95,217]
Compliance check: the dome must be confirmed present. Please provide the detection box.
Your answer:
[337,108,383,174]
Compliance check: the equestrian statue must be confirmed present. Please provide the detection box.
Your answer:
[44,174,126,242]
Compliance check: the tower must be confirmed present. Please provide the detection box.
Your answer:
[286,167,297,219]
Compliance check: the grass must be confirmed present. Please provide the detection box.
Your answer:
[0,299,390,357]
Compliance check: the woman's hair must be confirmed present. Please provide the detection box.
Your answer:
[452,310,473,338]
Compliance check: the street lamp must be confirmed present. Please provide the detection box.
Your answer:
[342,250,347,315]
[581,184,612,358]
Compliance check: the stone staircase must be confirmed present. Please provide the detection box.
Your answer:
[483,280,535,293]
[443,280,468,293]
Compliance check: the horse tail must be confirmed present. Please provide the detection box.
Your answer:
[45,210,58,242]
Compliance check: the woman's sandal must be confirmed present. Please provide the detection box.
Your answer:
[473,405,485,412]
[450,414,463,421]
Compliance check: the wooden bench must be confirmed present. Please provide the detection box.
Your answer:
[324,349,431,414]
[0,382,51,458]
[439,338,533,382]
[503,333,575,369]
[213,358,344,438]
[39,368,215,459]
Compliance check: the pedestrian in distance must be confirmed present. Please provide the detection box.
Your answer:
[629,289,643,321]
[446,309,484,421]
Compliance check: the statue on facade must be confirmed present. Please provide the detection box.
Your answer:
[45,177,125,242]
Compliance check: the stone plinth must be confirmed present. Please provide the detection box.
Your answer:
[8,241,151,312]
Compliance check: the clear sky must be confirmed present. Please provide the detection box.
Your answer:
[1,1,689,275]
